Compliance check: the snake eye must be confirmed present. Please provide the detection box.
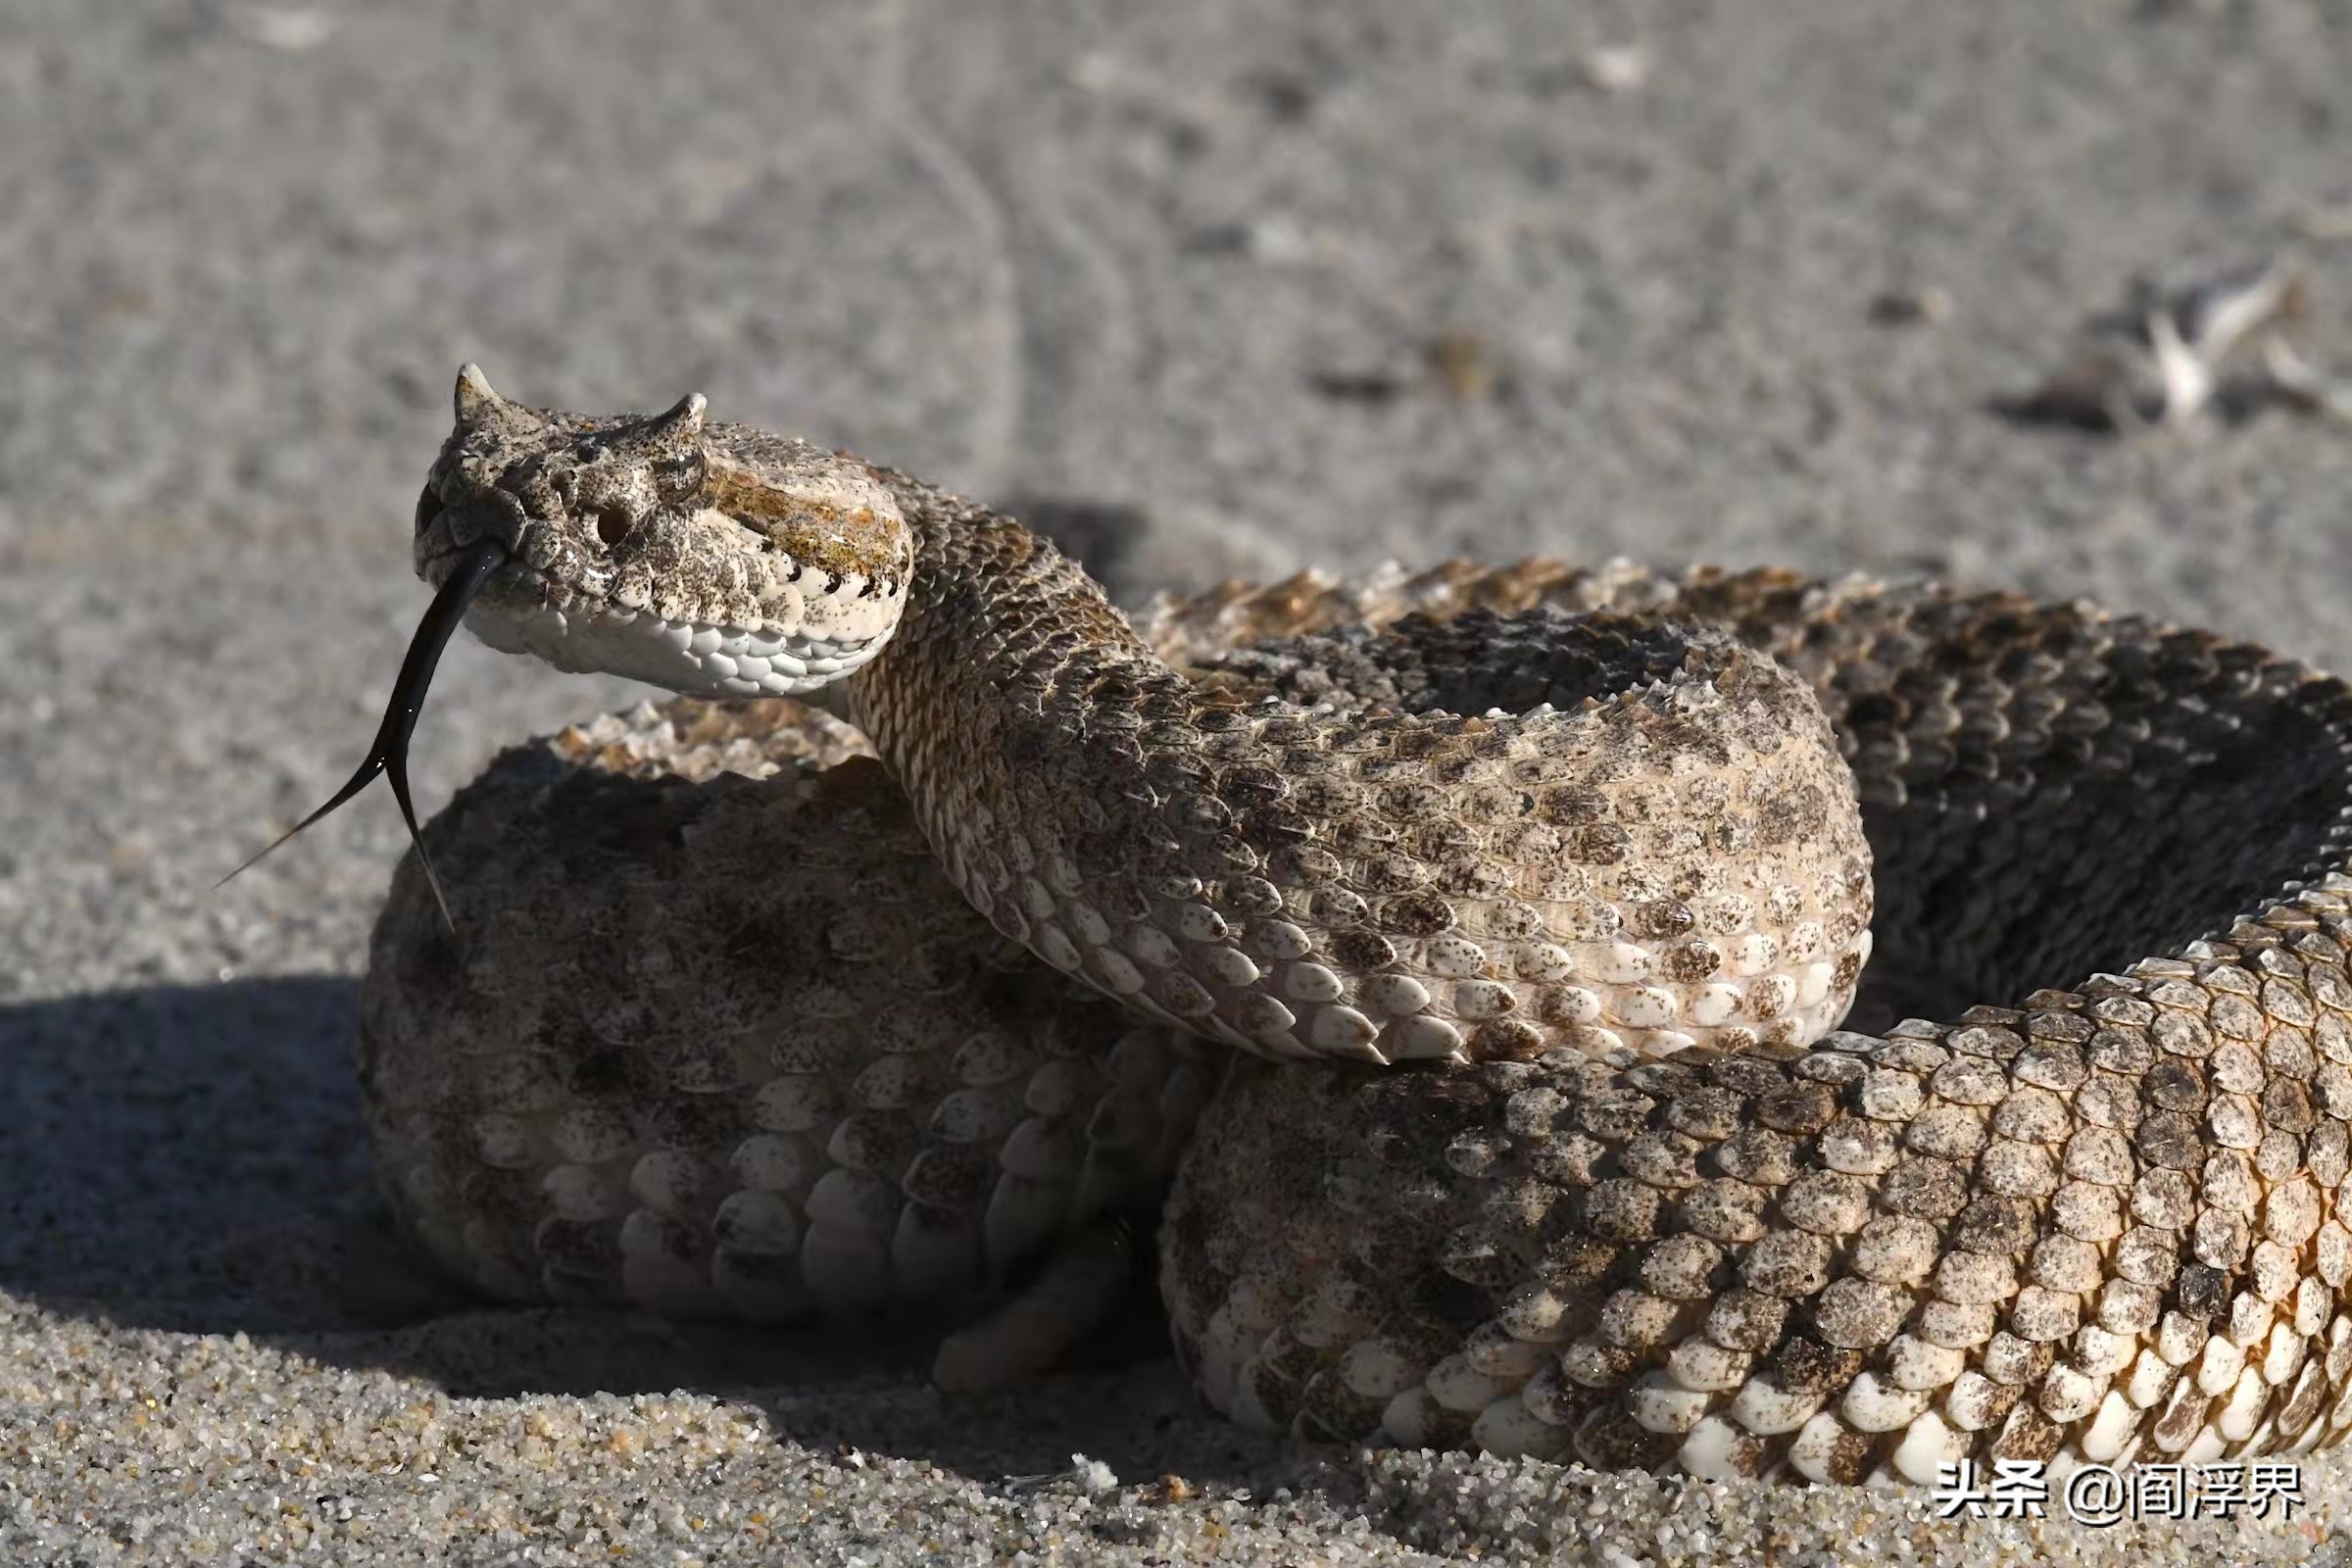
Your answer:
[652,453,704,503]
[595,504,634,546]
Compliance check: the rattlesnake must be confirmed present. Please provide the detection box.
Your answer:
[341,368,2352,1486]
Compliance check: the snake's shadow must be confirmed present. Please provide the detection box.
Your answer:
[0,976,1287,1482]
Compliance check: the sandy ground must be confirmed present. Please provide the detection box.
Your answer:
[12,0,2352,1562]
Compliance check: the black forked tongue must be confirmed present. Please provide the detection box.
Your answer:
[219,539,505,933]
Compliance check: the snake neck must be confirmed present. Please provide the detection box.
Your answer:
[844,480,1165,713]
[841,477,1874,1068]
[839,482,1202,954]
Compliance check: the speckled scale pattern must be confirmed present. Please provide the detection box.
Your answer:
[1162,560,2352,1480]
[422,381,1870,1070]
[386,378,2352,1481]
[360,697,1211,1330]
[843,485,1871,1069]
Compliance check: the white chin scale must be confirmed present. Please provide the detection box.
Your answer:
[465,600,891,697]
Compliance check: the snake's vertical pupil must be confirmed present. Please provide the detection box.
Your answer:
[216,539,506,933]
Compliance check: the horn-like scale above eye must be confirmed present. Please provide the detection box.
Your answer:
[454,363,505,423]
[415,372,913,702]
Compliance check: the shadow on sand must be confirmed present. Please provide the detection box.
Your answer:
[0,975,1282,1483]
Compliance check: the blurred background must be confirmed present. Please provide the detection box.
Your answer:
[8,3,2352,1558]
[14,1,2352,592]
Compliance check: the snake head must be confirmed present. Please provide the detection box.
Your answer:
[414,364,912,698]
[222,368,915,922]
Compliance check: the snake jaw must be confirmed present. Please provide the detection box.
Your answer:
[450,552,903,698]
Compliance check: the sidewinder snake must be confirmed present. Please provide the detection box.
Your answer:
[287,368,2352,1486]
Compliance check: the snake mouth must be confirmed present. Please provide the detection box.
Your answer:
[416,494,897,699]
[454,553,898,698]
[220,536,508,930]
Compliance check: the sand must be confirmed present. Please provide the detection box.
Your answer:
[11,0,2352,1561]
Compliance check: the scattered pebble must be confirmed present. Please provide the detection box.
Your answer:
[1580,44,1651,95]
[2000,254,2349,433]
[1868,285,1954,327]
[1425,328,1496,400]
[225,5,337,52]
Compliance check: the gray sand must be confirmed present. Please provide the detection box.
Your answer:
[10,0,2352,1561]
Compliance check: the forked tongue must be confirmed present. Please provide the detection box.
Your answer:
[219,538,505,932]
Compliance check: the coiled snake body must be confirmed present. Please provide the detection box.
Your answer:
[353,369,2352,1487]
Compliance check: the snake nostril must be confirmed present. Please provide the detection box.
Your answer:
[595,505,633,547]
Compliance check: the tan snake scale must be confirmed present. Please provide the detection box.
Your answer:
[356,370,2352,1487]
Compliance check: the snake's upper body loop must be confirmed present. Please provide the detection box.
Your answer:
[415,369,1874,1070]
